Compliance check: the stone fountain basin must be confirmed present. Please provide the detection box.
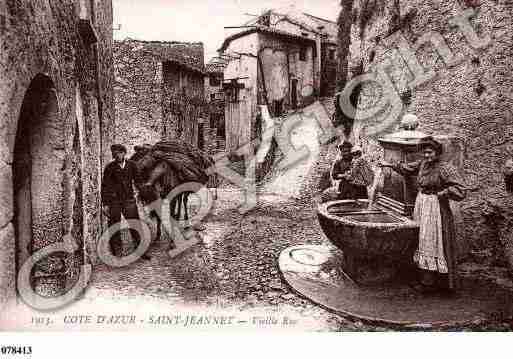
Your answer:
[317,200,420,284]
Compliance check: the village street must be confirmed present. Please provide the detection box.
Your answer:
[81,106,512,332]
[82,105,359,331]
[1,104,511,332]
[1,1,513,348]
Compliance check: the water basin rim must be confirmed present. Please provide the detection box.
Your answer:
[318,200,418,228]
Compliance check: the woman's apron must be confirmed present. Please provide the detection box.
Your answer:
[412,192,449,273]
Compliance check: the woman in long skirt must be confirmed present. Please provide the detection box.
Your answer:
[380,137,467,292]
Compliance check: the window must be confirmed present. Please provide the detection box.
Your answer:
[78,0,91,20]
[77,0,98,44]
[209,75,221,87]
[177,111,184,137]
[259,14,270,27]
[329,49,336,61]
[226,88,239,103]
[299,47,307,62]
[179,71,188,89]
[210,113,217,128]
[369,50,375,63]
[273,99,283,117]
[217,117,226,138]
[210,93,216,101]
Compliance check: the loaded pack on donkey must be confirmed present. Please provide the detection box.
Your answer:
[130,140,218,249]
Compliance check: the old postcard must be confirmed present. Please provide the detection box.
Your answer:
[1,0,512,351]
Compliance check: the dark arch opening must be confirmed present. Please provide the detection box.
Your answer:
[13,74,66,298]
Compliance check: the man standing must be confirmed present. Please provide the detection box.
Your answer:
[331,141,355,198]
[101,144,150,260]
[320,141,354,203]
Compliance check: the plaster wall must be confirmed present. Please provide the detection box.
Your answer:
[259,33,316,109]
[223,33,259,153]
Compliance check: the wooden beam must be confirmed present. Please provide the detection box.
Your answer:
[257,52,270,112]
[224,26,258,29]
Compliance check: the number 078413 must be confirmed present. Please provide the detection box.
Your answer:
[0,346,33,355]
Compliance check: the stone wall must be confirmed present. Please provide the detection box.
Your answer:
[113,39,164,156]
[205,72,224,102]
[204,100,226,155]
[161,60,205,147]
[343,0,513,261]
[204,71,226,155]
[115,39,225,158]
[0,0,114,305]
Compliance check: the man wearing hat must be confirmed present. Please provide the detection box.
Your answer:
[101,144,150,260]
[342,145,375,199]
[330,141,355,199]
[331,141,374,200]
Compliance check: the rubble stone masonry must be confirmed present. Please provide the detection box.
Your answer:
[114,39,223,157]
[344,0,513,261]
[114,39,164,156]
[0,0,114,305]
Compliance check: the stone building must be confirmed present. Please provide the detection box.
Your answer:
[0,0,114,306]
[218,9,338,155]
[114,39,223,155]
[205,60,226,103]
[204,59,227,154]
[338,0,513,261]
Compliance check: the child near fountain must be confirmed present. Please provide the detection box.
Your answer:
[337,146,375,199]
[379,137,467,293]
[328,141,354,199]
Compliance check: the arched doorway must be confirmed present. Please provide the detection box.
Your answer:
[13,74,66,298]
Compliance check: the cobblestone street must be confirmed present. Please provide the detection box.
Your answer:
[85,113,357,331]
[83,110,513,332]
[2,0,513,350]
[81,186,513,331]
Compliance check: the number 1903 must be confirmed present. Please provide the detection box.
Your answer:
[0,346,32,355]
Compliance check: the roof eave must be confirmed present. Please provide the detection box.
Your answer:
[163,59,206,75]
[218,27,316,53]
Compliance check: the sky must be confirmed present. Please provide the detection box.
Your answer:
[112,0,340,61]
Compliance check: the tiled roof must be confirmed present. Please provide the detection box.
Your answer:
[205,57,229,73]
[218,25,316,52]
[243,9,337,42]
[301,12,338,41]
[118,38,205,74]
[205,62,227,73]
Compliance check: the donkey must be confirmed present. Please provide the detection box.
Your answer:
[130,143,217,247]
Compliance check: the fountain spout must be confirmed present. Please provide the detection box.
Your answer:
[367,166,384,210]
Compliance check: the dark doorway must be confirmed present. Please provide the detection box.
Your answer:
[291,79,298,110]
[273,99,284,117]
[13,74,66,297]
[197,123,205,150]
